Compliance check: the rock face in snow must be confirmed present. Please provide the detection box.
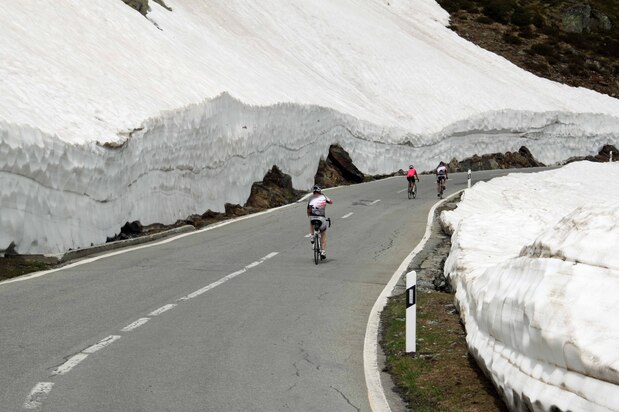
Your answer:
[314,144,365,188]
[441,162,619,412]
[245,165,305,210]
[447,146,545,172]
[565,144,618,164]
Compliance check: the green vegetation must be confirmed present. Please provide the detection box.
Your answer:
[381,291,508,411]
[0,258,54,282]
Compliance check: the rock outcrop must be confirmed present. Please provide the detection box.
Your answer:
[565,144,618,164]
[314,144,365,188]
[562,4,612,33]
[446,146,545,173]
[245,165,305,210]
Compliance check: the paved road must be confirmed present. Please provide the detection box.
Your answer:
[0,168,546,411]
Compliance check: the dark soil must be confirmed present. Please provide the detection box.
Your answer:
[437,0,619,98]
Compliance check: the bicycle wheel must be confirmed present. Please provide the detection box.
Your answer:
[408,186,412,199]
[313,233,320,264]
[412,187,416,199]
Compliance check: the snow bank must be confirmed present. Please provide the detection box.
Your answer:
[3,94,619,255]
[2,0,619,143]
[441,162,619,411]
[1,0,619,254]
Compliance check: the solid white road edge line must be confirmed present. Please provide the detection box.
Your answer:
[0,179,297,286]
[342,212,354,219]
[23,382,54,409]
[364,190,463,412]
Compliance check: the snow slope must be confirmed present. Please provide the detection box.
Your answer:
[1,0,619,254]
[441,162,619,412]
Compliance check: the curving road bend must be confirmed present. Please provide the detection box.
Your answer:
[0,168,544,411]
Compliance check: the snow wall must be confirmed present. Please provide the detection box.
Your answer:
[2,93,619,255]
[441,162,619,412]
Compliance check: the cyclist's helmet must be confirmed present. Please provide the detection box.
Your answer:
[409,165,414,169]
[312,185,322,193]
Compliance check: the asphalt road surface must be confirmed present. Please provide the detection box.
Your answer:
[0,168,547,411]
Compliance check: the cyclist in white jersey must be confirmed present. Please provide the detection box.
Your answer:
[307,185,333,259]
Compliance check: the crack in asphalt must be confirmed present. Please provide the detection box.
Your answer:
[330,385,361,411]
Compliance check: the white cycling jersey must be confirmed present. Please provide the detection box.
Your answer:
[307,194,331,217]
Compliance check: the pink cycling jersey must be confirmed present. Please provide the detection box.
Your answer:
[407,168,417,178]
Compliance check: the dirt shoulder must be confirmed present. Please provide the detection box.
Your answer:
[380,195,508,412]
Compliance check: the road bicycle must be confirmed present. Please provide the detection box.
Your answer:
[310,218,331,264]
[408,181,418,199]
[437,178,446,199]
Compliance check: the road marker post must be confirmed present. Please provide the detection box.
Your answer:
[467,169,472,188]
[406,271,417,354]
[610,151,613,162]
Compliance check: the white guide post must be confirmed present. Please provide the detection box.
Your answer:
[610,151,613,162]
[406,271,417,353]
[467,169,472,188]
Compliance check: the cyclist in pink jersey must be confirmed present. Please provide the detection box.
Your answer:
[406,165,419,193]
[307,185,333,259]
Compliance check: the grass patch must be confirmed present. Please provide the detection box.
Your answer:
[0,258,54,282]
[381,291,508,412]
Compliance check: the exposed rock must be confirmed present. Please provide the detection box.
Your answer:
[562,4,612,33]
[106,220,144,242]
[2,241,18,257]
[564,144,618,164]
[122,0,150,15]
[224,203,250,217]
[245,165,305,210]
[447,146,545,173]
[315,144,365,188]
[121,0,172,16]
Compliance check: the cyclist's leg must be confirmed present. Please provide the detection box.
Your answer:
[320,220,327,256]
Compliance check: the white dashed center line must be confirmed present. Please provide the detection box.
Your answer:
[342,212,354,219]
[121,318,150,332]
[52,353,89,376]
[25,252,279,409]
[83,335,122,354]
[149,304,177,317]
[23,382,54,409]
[369,199,381,205]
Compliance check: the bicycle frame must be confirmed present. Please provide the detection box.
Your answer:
[310,218,331,264]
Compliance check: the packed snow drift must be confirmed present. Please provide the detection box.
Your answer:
[441,161,619,412]
[1,0,619,254]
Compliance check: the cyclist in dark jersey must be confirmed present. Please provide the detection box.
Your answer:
[436,161,448,197]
